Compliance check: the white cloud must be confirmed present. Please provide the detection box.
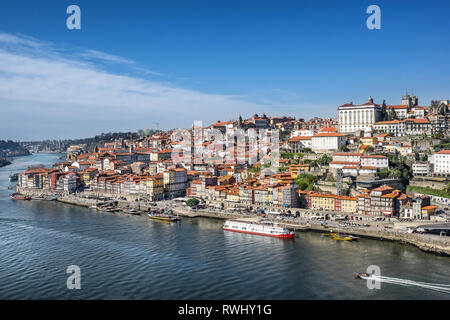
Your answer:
[0,32,319,140]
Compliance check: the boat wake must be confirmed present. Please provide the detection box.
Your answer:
[361,275,450,294]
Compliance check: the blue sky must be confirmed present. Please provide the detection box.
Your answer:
[0,0,449,140]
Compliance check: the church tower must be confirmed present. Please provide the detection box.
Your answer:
[410,93,418,107]
[402,92,411,107]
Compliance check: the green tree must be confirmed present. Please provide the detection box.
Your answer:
[317,154,332,165]
[294,173,318,190]
[388,109,398,120]
[186,198,200,207]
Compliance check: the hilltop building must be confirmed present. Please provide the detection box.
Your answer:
[338,97,382,134]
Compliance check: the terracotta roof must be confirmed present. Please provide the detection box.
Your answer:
[374,120,401,125]
[313,132,345,137]
[330,161,359,165]
[361,155,387,159]
[403,118,430,124]
[333,152,361,156]
[319,127,337,132]
[386,105,408,109]
[289,136,312,141]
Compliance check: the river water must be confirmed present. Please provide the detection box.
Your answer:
[0,153,449,299]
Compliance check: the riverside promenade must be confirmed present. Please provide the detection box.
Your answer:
[14,186,450,256]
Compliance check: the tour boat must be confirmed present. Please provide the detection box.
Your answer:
[10,193,31,201]
[223,219,295,238]
[329,232,359,241]
[148,211,180,222]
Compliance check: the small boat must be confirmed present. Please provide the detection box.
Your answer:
[354,272,369,279]
[148,212,180,222]
[330,232,359,241]
[10,193,31,200]
[123,208,140,215]
[100,207,120,213]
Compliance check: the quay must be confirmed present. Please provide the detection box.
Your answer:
[14,186,450,256]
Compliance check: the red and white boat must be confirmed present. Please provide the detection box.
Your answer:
[10,193,31,200]
[223,219,295,239]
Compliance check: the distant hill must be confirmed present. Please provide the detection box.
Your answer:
[0,140,30,157]
[0,156,11,168]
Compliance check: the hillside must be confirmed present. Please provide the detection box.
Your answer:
[0,140,30,157]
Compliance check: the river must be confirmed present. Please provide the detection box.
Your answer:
[0,153,449,299]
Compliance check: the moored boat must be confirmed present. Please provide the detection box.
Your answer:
[123,208,140,215]
[147,209,180,222]
[329,232,359,241]
[10,193,31,200]
[223,219,295,239]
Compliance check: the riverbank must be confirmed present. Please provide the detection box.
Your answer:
[171,207,450,256]
[0,158,11,168]
[14,186,450,256]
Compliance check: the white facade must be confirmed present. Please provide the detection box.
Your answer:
[62,174,77,193]
[434,151,450,175]
[338,97,382,133]
[311,133,346,151]
[412,162,432,176]
[291,129,314,137]
[332,152,361,163]
[373,120,405,136]
[387,106,408,119]
[360,155,389,169]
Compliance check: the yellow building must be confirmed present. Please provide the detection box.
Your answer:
[336,195,357,213]
[147,174,164,200]
[308,193,357,213]
[289,164,310,178]
[421,205,436,219]
[309,193,335,211]
[360,136,378,146]
[226,188,240,203]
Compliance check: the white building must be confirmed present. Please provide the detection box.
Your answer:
[373,120,405,136]
[62,173,77,193]
[291,128,314,137]
[360,155,389,169]
[288,136,312,152]
[386,105,408,119]
[412,162,433,176]
[332,152,362,163]
[311,132,346,152]
[338,97,382,133]
[434,150,450,176]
